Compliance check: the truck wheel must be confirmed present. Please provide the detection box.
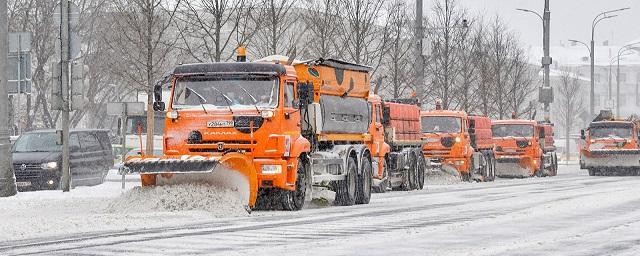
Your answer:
[334,157,357,206]
[588,168,596,176]
[355,157,372,204]
[535,157,544,177]
[407,153,418,190]
[552,153,558,176]
[416,155,426,190]
[281,157,308,211]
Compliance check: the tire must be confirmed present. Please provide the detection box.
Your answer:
[403,153,417,190]
[334,157,357,206]
[486,154,496,182]
[588,168,596,176]
[355,157,372,204]
[535,157,544,177]
[281,157,308,211]
[416,155,426,190]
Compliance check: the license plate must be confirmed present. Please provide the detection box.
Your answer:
[207,120,234,128]
[16,181,31,187]
[424,138,439,143]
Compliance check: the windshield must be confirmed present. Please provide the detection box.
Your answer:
[590,127,632,139]
[172,75,279,110]
[421,116,462,133]
[492,124,534,138]
[13,132,60,152]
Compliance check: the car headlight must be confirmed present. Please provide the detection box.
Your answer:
[261,165,282,174]
[41,161,58,170]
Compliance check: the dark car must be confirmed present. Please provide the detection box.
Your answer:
[12,129,114,191]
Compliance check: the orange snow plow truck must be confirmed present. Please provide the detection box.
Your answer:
[492,117,558,178]
[580,110,640,176]
[368,97,426,192]
[420,104,496,182]
[124,57,377,210]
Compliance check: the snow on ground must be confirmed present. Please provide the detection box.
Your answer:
[0,171,249,242]
[2,164,640,256]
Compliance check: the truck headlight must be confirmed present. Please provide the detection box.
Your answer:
[261,110,275,119]
[41,161,58,170]
[455,137,461,143]
[261,165,282,174]
[454,160,465,166]
[167,110,179,119]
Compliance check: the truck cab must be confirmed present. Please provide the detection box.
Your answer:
[492,120,545,177]
[421,110,494,181]
[580,120,640,176]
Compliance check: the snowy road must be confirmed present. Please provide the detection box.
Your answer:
[2,164,640,256]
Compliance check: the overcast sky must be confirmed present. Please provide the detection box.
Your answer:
[453,0,640,48]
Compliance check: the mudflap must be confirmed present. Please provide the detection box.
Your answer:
[124,153,259,208]
[495,162,532,178]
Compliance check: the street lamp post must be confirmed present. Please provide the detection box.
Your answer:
[516,0,552,121]
[588,7,630,118]
[614,43,640,116]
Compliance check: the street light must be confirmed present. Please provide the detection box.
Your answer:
[516,0,552,121]
[613,43,640,116]
[588,7,630,118]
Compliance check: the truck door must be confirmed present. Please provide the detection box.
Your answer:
[370,102,387,178]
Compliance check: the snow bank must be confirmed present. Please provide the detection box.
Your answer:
[107,183,248,215]
[425,169,462,185]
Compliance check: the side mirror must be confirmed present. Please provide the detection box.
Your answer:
[292,99,300,109]
[152,81,165,111]
[539,127,545,139]
[580,129,586,140]
[468,128,476,134]
[382,106,390,125]
[153,102,165,111]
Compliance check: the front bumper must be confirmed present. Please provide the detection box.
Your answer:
[425,156,469,175]
[13,169,60,191]
[495,156,536,178]
[581,149,640,168]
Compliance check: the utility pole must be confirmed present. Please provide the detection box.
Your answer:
[415,0,424,106]
[542,0,551,120]
[59,0,71,192]
[0,0,18,197]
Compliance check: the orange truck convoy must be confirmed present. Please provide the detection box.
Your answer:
[580,110,640,176]
[421,103,496,182]
[369,97,426,192]
[492,116,558,178]
[123,50,560,211]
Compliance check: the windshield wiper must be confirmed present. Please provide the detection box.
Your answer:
[187,87,209,114]
[207,86,235,114]
[237,85,262,113]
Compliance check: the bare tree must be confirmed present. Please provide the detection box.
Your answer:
[426,0,468,109]
[379,0,413,98]
[250,0,297,57]
[104,0,182,153]
[175,0,256,63]
[554,68,585,160]
[301,0,341,59]
[336,0,387,70]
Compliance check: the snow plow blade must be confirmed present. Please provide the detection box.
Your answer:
[124,153,259,208]
[124,156,221,174]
